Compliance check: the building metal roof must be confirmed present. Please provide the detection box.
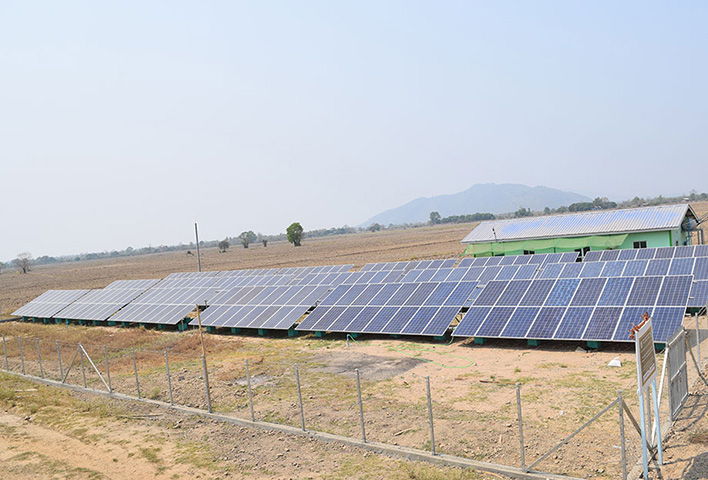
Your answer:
[461,204,696,244]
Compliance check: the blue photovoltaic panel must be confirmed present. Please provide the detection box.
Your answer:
[415,270,437,283]
[475,307,515,336]
[452,307,491,337]
[654,247,675,259]
[496,280,532,306]
[656,275,692,306]
[344,307,383,333]
[360,307,401,333]
[445,268,467,282]
[318,285,353,306]
[499,256,517,266]
[646,259,671,276]
[327,307,365,332]
[618,249,638,261]
[570,278,607,306]
[526,307,565,339]
[600,250,620,261]
[513,255,532,265]
[601,261,626,277]
[477,266,502,284]
[423,283,458,306]
[579,262,605,278]
[626,276,663,306]
[584,251,603,262]
[695,245,708,257]
[669,258,695,276]
[369,284,404,306]
[431,268,454,282]
[400,307,442,334]
[500,307,539,338]
[446,282,479,306]
[519,279,555,306]
[560,252,580,263]
[513,264,538,280]
[583,307,623,340]
[527,255,546,265]
[694,258,708,280]
[554,307,593,339]
[652,307,686,342]
[673,246,695,258]
[485,257,503,266]
[623,260,648,277]
[538,263,564,279]
[598,277,634,306]
[13,290,91,319]
[461,267,484,282]
[635,248,656,260]
[421,307,462,336]
[612,307,652,342]
[458,258,475,268]
[401,270,422,282]
[473,281,509,306]
[387,283,420,305]
[404,283,437,306]
[496,265,519,280]
[559,263,583,278]
[381,307,419,333]
[544,279,581,306]
[689,281,708,307]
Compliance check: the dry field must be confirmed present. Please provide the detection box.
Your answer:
[1,206,708,479]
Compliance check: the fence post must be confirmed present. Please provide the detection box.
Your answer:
[516,382,526,471]
[356,369,366,443]
[103,346,111,393]
[57,341,63,381]
[619,390,627,480]
[36,338,44,379]
[2,335,8,371]
[426,376,436,455]
[295,365,305,431]
[245,359,255,422]
[165,351,173,405]
[80,344,87,388]
[201,355,212,413]
[19,337,25,375]
[132,348,141,399]
[697,313,702,375]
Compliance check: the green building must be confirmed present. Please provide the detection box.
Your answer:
[461,204,699,258]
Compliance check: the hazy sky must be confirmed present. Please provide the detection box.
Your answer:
[1,1,706,261]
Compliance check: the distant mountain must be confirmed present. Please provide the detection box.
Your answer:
[360,183,591,227]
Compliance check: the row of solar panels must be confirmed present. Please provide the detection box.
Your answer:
[12,246,708,343]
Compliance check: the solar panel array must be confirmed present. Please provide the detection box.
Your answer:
[13,290,91,319]
[191,285,333,330]
[296,281,479,336]
[54,279,161,321]
[453,275,692,343]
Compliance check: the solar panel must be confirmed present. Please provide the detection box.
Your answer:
[526,307,565,338]
[496,280,532,306]
[12,290,91,319]
[111,287,219,325]
[651,307,686,342]
[646,259,671,276]
[626,276,663,306]
[519,279,555,306]
[452,307,491,337]
[570,278,606,306]
[500,307,539,338]
[673,246,695,258]
[597,277,634,306]
[622,260,648,277]
[696,245,708,257]
[613,306,652,342]
[55,285,157,322]
[579,262,604,278]
[695,258,708,280]
[600,250,620,262]
[601,261,626,277]
[618,249,638,261]
[636,248,656,260]
[656,276,692,306]
[583,251,603,262]
[473,281,509,306]
[688,281,708,307]
[554,307,593,339]
[537,263,564,279]
[544,279,581,306]
[669,258,695,276]
[654,247,675,259]
[582,307,623,340]
[475,307,515,337]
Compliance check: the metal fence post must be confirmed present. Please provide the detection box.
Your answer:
[619,390,627,480]
[696,313,702,375]
[103,346,111,393]
[165,351,173,405]
[245,359,255,421]
[132,348,141,398]
[36,338,44,379]
[295,365,305,431]
[2,335,8,371]
[57,341,63,381]
[80,345,87,388]
[201,355,212,413]
[516,382,526,471]
[19,337,25,375]
[356,369,366,443]
[426,376,436,455]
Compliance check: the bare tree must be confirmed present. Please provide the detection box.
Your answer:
[13,252,33,274]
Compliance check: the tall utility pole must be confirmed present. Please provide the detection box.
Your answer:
[194,222,202,272]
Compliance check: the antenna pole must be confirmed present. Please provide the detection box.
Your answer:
[194,222,202,272]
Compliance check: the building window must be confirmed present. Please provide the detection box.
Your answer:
[523,250,535,255]
[633,241,647,249]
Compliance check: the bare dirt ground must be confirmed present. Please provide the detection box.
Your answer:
[1,206,708,479]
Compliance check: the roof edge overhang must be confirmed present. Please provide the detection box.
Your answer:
[461,227,681,245]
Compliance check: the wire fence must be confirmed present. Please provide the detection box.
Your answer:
[2,332,690,479]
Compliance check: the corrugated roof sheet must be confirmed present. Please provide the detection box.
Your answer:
[461,204,694,244]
